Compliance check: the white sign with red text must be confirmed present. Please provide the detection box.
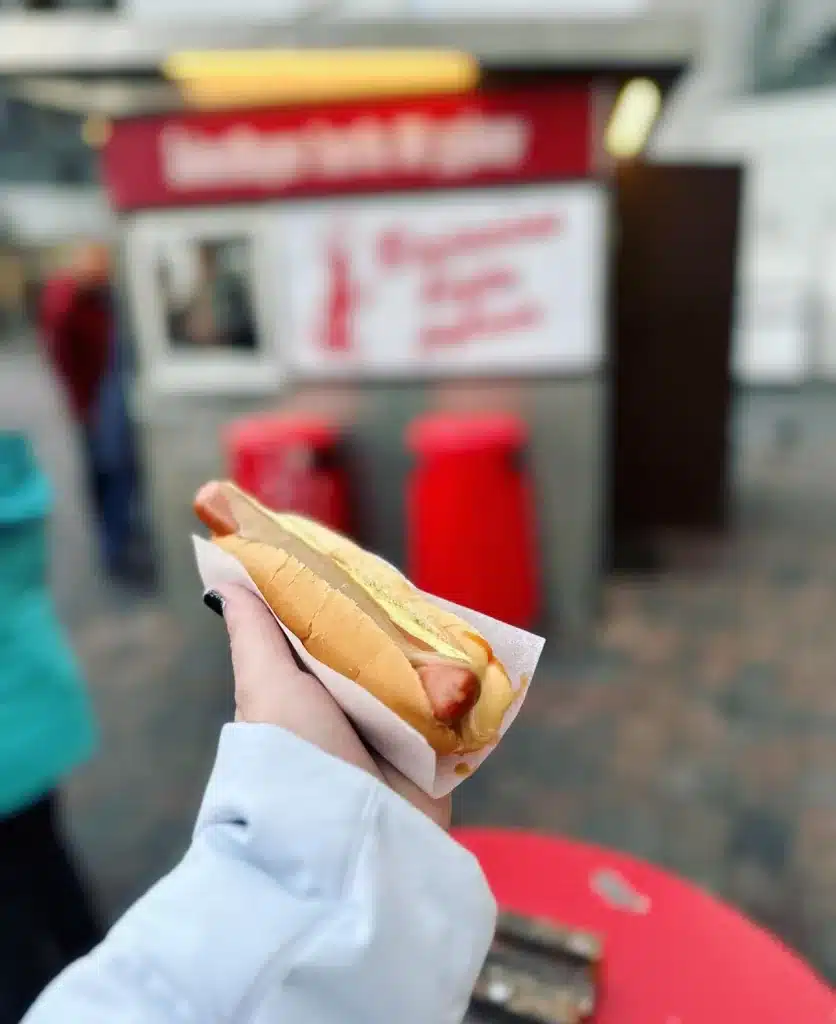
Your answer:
[276,183,608,378]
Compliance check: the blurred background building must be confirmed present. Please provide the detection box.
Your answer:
[652,0,836,382]
[4,0,836,379]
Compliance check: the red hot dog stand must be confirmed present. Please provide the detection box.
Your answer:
[99,25,738,643]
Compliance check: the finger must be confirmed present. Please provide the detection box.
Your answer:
[373,756,452,831]
[215,585,383,780]
[215,584,301,683]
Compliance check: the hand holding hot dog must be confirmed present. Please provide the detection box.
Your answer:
[194,480,515,756]
[211,583,451,828]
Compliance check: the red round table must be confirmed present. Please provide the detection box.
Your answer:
[454,828,834,1024]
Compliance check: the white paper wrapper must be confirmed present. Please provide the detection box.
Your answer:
[193,535,545,798]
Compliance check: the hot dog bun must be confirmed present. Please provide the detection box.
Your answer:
[194,480,515,754]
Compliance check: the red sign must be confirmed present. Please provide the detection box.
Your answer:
[103,87,593,211]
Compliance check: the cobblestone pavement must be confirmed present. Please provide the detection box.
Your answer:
[5,341,836,980]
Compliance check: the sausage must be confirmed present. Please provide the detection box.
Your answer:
[416,663,480,724]
[194,481,239,537]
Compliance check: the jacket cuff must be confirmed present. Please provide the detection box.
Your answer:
[195,723,379,900]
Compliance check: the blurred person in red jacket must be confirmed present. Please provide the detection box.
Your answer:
[39,243,143,582]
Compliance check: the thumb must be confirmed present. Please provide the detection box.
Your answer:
[216,584,304,708]
[215,584,382,778]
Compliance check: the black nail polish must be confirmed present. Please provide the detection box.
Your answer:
[203,590,225,617]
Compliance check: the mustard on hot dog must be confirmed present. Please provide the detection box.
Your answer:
[194,480,515,755]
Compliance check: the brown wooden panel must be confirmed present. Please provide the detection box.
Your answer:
[611,162,742,552]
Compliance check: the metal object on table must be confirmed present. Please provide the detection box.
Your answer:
[467,911,603,1023]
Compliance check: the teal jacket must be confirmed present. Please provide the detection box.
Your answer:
[0,433,96,816]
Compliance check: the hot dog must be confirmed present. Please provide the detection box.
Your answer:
[194,480,515,754]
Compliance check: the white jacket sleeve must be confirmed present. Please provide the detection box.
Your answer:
[24,724,496,1024]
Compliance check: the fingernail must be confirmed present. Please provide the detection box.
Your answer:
[203,590,225,617]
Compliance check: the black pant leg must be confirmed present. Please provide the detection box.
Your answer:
[19,795,104,963]
[0,888,54,1024]
[0,805,60,1023]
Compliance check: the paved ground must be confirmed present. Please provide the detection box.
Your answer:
[5,339,836,981]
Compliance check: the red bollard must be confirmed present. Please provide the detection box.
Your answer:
[224,414,350,532]
[406,412,539,628]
